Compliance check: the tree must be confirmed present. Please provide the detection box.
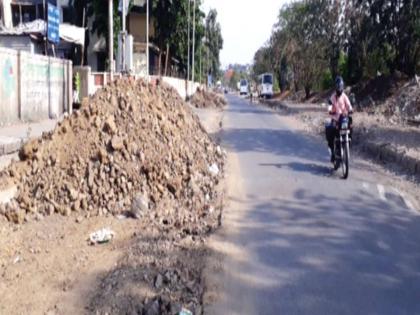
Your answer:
[205,9,223,82]
[152,0,182,75]
[87,0,122,68]
[253,0,419,98]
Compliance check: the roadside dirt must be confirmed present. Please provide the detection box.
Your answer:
[190,89,227,109]
[0,80,226,315]
[0,215,139,314]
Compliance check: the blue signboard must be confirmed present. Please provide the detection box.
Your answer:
[47,4,60,44]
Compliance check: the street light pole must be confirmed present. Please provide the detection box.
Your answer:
[187,0,190,82]
[199,39,202,85]
[121,0,126,73]
[192,0,196,84]
[108,0,113,80]
[146,0,149,80]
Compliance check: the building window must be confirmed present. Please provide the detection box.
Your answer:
[62,7,72,23]
[0,9,3,27]
[37,4,45,20]
[97,52,107,72]
[22,5,36,23]
[11,4,37,26]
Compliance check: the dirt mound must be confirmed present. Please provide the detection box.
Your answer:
[0,79,224,232]
[190,88,227,108]
[351,73,408,108]
[380,78,420,120]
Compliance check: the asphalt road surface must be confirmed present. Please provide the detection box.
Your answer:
[207,95,420,315]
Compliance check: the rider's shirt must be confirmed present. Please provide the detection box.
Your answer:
[330,92,353,122]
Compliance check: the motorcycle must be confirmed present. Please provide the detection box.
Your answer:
[333,115,351,179]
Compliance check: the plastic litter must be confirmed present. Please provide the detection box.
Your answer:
[179,308,193,315]
[89,228,115,245]
[208,163,219,176]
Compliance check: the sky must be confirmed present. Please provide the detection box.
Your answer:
[202,0,289,68]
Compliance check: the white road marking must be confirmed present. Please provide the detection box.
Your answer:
[377,184,386,201]
[362,182,370,190]
[393,188,417,213]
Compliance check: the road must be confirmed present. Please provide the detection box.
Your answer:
[206,95,420,315]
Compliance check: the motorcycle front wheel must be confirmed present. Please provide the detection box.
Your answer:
[341,142,349,179]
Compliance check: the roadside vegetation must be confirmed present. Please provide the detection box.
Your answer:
[72,0,223,81]
[252,0,419,99]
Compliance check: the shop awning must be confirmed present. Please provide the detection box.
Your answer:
[0,19,85,45]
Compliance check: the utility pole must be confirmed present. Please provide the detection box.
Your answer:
[199,39,202,85]
[43,0,47,55]
[108,0,113,80]
[192,0,196,84]
[121,0,126,73]
[207,30,209,87]
[146,0,149,80]
[186,0,191,97]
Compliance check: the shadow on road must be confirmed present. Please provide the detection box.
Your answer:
[260,162,332,177]
[218,128,328,162]
[213,187,420,315]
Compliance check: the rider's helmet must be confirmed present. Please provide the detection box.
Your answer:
[335,76,344,96]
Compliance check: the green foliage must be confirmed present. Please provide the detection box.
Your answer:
[321,69,333,90]
[88,0,122,62]
[273,77,280,93]
[205,9,223,81]
[83,0,222,78]
[337,52,349,82]
[253,0,420,95]
[363,45,395,79]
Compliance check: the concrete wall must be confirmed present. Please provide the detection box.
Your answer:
[73,66,91,99]
[128,13,155,42]
[0,47,72,126]
[72,66,199,101]
[158,76,201,99]
[1,0,12,28]
[0,48,19,125]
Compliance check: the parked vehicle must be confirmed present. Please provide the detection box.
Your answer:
[239,79,248,95]
[257,73,273,98]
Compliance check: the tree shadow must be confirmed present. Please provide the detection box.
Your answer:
[260,162,332,177]
[219,127,328,162]
[209,188,420,315]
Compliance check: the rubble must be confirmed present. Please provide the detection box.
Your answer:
[380,78,420,122]
[190,88,227,108]
[0,78,224,232]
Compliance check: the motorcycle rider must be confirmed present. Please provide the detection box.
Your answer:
[325,76,353,163]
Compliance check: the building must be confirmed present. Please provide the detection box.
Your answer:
[125,0,181,77]
[127,1,157,75]
[0,0,84,60]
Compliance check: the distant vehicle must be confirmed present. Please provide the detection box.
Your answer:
[239,79,248,95]
[257,73,274,98]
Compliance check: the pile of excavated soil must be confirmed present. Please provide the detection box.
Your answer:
[351,73,408,108]
[190,88,227,109]
[376,78,420,122]
[0,79,224,232]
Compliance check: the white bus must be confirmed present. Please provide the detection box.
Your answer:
[257,73,274,98]
[239,79,248,95]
